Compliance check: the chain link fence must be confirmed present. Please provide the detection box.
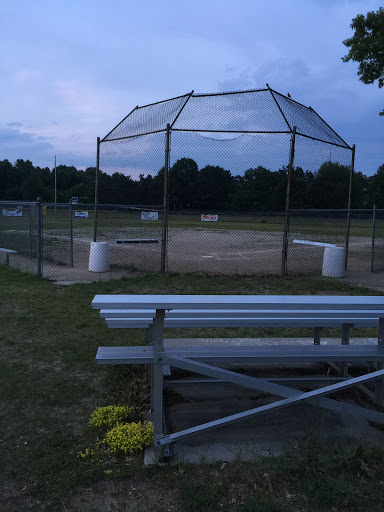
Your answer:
[372,208,384,273]
[98,87,356,278]
[2,200,384,282]
[287,210,349,276]
[0,200,40,274]
[167,210,284,275]
[4,89,383,283]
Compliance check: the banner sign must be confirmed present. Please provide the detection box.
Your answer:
[75,211,88,219]
[141,211,158,221]
[3,209,22,217]
[201,214,218,222]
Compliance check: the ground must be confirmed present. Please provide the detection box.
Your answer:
[2,267,384,511]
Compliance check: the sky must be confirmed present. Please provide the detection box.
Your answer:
[1,0,383,177]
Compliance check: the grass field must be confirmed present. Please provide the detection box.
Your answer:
[2,266,384,511]
[2,208,383,238]
[46,209,383,238]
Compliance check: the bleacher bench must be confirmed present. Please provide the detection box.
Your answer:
[92,294,384,449]
[116,239,158,244]
[0,248,17,266]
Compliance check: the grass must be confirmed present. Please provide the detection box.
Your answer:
[1,266,384,511]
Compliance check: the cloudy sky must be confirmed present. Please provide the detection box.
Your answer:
[1,0,383,176]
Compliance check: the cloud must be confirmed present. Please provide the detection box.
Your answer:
[0,127,53,163]
[0,125,95,170]
[1,0,382,178]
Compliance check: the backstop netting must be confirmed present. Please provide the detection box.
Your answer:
[99,88,353,275]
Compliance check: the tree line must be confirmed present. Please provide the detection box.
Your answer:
[1,157,384,210]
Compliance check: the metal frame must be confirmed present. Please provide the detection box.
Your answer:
[93,294,384,450]
[154,360,384,446]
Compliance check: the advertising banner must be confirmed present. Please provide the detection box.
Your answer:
[2,209,22,217]
[75,211,88,219]
[201,214,218,222]
[141,211,158,221]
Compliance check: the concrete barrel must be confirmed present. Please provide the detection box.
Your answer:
[322,246,345,278]
[89,242,110,272]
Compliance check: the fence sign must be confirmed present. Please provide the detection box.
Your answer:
[71,197,79,204]
[141,211,158,221]
[2,209,22,217]
[201,214,218,222]
[75,211,88,219]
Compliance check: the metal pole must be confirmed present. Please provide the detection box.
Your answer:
[29,204,33,254]
[161,124,170,274]
[70,201,74,267]
[376,318,384,407]
[54,156,57,206]
[371,204,376,273]
[93,137,100,242]
[281,126,296,277]
[345,144,355,270]
[153,309,165,437]
[37,198,42,277]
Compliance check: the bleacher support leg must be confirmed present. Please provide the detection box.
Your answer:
[153,310,165,437]
[340,324,351,377]
[376,318,384,407]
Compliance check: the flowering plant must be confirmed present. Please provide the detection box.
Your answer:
[89,405,134,429]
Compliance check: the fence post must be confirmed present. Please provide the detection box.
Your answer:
[281,126,296,277]
[371,204,376,273]
[37,198,42,277]
[93,136,100,242]
[70,201,74,267]
[29,204,33,254]
[161,124,170,274]
[345,144,355,270]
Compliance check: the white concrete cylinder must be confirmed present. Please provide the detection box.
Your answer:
[89,242,110,272]
[322,246,345,278]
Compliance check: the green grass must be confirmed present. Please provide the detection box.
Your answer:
[1,266,384,511]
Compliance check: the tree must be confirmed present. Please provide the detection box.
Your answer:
[197,165,233,210]
[307,162,351,209]
[169,158,199,210]
[367,164,384,208]
[342,7,384,115]
[239,166,280,211]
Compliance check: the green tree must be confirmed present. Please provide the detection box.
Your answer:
[307,162,352,209]
[342,7,384,115]
[169,158,199,210]
[367,164,384,208]
[0,160,17,199]
[273,167,313,211]
[197,165,233,210]
[20,173,46,200]
[240,166,280,211]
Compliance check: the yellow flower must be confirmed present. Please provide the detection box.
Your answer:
[89,405,134,429]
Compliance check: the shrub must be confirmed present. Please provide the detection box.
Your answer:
[89,405,134,429]
[102,421,154,454]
